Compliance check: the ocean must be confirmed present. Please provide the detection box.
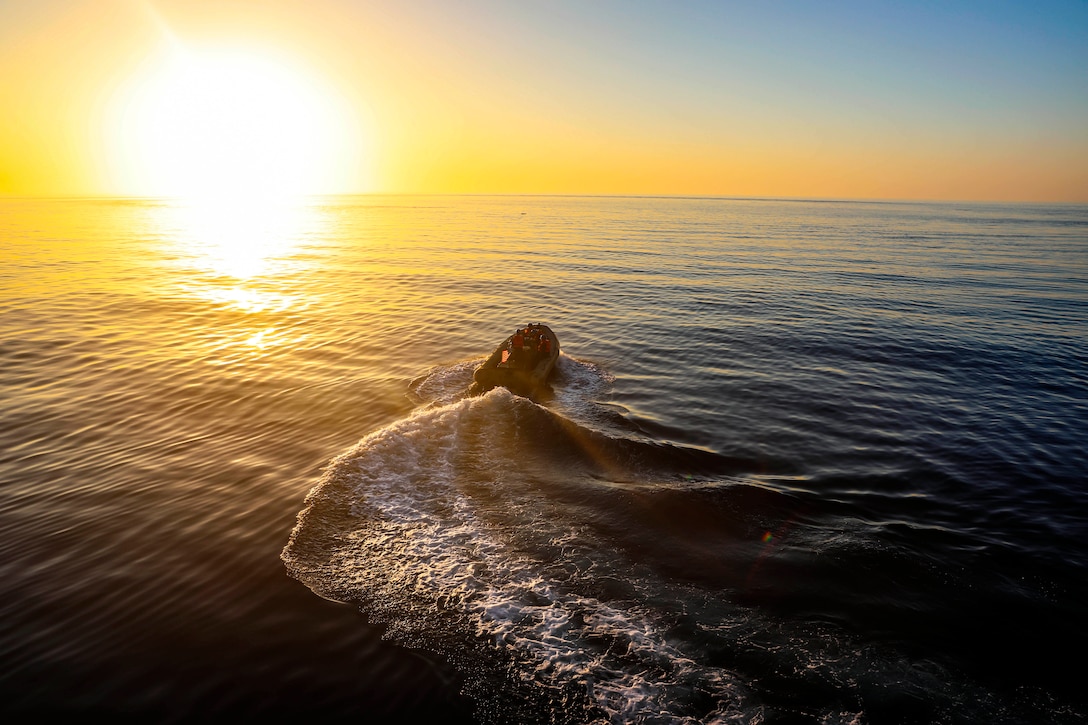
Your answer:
[1,195,1085,723]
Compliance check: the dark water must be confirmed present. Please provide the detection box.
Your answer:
[1,195,1085,723]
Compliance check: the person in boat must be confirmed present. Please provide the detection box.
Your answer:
[510,328,526,365]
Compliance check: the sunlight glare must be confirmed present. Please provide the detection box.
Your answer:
[159,197,319,281]
[146,196,326,332]
[111,46,362,199]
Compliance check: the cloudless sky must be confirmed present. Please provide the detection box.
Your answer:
[1,0,1086,200]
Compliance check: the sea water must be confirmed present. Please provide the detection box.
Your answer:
[1,195,1085,723]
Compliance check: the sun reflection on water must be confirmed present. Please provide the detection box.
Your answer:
[158,196,321,281]
[199,285,298,314]
[147,196,327,360]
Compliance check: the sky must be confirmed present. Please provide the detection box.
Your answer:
[1,0,1086,201]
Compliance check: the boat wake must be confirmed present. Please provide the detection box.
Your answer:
[284,359,778,722]
[283,357,1023,723]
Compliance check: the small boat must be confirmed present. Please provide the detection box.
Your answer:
[473,323,560,397]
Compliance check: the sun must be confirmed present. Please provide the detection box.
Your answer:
[108,45,364,199]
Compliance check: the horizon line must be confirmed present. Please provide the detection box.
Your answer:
[2,191,1085,206]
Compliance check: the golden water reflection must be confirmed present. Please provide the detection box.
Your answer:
[198,285,299,314]
[149,196,328,360]
[156,196,324,282]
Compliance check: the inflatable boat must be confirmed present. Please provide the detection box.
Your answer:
[473,323,560,397]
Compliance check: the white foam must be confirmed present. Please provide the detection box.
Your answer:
[285,391,754,722]
[406,358,482,406]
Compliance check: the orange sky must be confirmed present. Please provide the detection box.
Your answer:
[1,0,1086,202]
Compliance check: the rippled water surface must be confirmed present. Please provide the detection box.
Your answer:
[2,195,1086,723]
